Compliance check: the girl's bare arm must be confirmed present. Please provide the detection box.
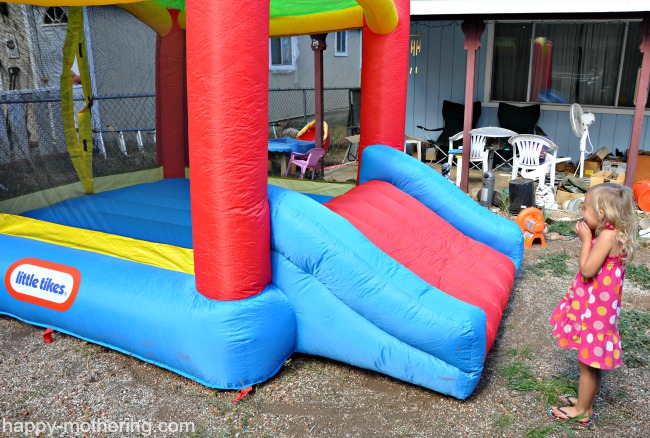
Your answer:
[577,225,616,278]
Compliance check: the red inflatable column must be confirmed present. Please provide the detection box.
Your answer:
[186,1,271,300]
[357,0,410,180]
[156,9,187,178]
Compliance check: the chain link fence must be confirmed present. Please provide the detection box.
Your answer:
[89,94,156,159]
[0,6,363,200]
[269,87,354,130]
[269,87,360,166]
[0,92,156,159]
[0,91,157,201]
[0,86,359,199]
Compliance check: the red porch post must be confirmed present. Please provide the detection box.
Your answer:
[625,17,650,187]
[460,20,485,193]
[311,34,327,175]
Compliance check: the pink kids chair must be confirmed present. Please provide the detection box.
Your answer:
[285,148,326,179]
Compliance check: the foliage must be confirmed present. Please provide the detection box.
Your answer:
[499,348,578,403]
[498,350,589,436]
[500,360,539,390]
[492,413,513,430]
[618,309,650,368]
[546,221,576,237]
[525,251,573,278]
[499,361,576,404]
[626,262,650,290]
[499,189,510,215]
[525,422,576,437]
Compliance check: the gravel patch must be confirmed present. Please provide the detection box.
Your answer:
[1,232,649,437]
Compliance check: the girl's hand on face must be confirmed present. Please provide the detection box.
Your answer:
[575,220,594,242]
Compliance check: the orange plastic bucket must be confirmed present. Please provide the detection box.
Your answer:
[633,180,650,212]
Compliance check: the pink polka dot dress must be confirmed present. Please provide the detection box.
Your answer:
[549,227,626,370]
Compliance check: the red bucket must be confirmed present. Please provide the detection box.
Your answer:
[633,180,650,212]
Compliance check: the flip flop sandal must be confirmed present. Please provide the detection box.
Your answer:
[547,406,594,428]
[558,394,599,418]
[559,394,577,406]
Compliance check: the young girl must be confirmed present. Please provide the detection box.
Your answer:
[548,183,637,427]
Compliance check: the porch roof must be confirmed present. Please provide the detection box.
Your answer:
[411,0,650,17]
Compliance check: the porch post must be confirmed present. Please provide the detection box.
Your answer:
[625,17,650,187]
[460,19,485,193]
[310,34,327,175]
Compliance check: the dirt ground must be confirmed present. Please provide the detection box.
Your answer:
[2,233,649,437]
[1,181,650,436]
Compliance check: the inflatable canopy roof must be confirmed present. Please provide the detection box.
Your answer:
[1,0,409,301]
[11,0,399,36]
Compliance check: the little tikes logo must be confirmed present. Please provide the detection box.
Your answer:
[5,258,81,311]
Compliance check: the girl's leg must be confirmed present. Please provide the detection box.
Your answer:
[550,361,600,421]
[575,361,601,416]
[560,364,603,408]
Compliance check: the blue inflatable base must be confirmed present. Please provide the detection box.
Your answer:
[0,233,296,390]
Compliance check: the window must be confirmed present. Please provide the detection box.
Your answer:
[43,6,68,25]
[490,21,646,108]
[335,31,348,56]
[270,37,296,72]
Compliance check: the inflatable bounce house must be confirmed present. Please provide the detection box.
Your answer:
[0,0,523,400]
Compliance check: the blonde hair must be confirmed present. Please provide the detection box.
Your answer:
[588,183,638,260]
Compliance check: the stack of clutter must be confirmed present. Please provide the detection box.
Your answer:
[555,176,589,212]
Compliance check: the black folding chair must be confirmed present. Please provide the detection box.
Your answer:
[417,100,481,164]
[494,102,547,170]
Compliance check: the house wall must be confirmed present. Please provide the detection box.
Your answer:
[407,20,650,162]
[0,5,59,158]
[268,31,362,90]
[268,31,362,126]
[86,6,156,138]
[26,5,69,89]
[0,6,156,158]
[0,4,36,91]
[87,6,155,98]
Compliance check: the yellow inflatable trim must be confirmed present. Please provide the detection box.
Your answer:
[268,177,354,198]
[357,0,399,35]
[7,0,141,5]
[0,168,163,216]
[61,7,94,195]
[0,214,195,275]
[118,1,173,37]
[271,7,362,37]
[178,10,186,30]
[9,1,397,36]
[270,1,398,37]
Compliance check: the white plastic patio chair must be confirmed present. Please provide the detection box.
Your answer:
[446,131,489,186]
[508,134,570,187]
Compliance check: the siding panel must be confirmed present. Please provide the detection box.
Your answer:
[406,20,650,164]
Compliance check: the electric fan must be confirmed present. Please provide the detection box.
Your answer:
[570,103,596,178]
